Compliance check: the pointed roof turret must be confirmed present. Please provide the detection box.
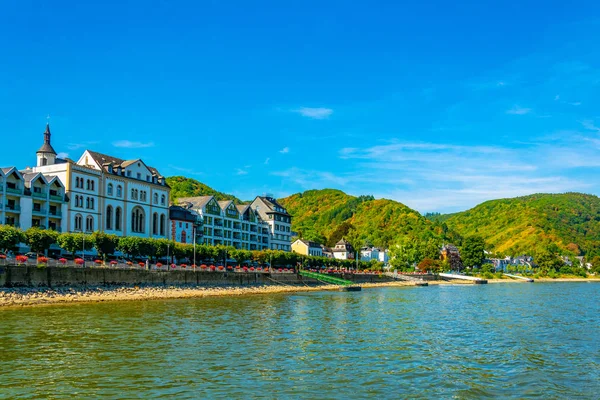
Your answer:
[36,123,57,155]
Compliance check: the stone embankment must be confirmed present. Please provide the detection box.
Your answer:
[0,281,416,307]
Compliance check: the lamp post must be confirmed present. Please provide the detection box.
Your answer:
[193,226,196,271]
[82,234,85,268]
[167,243,170,269]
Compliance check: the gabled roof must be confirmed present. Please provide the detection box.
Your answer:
[22,172,48,185]
[236,204,250,214]
[47,176,65,188]
[294,239,322,248]
[218,200,234,210]
[84,150,164,179]
[1,167,22,177]
[177,196,214,209]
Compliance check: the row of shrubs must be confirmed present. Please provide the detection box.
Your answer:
[0,226,386,270]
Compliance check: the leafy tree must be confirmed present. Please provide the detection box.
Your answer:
[535,251,563,274]
[461,236,486,268]
[0,225,24,251]
[389,237,421,271]
[25,228,59,255]
[92,232,119,260]
[57,232,94,255]
[417,258,440,273]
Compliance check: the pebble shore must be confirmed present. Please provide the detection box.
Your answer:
[0,281,414,308]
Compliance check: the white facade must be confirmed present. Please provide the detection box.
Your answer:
[250,196,292,251]
[30,124,170,238]
[177,196,271,250]
[0,167,67,231]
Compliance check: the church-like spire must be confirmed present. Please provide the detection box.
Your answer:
[37,123,57,155]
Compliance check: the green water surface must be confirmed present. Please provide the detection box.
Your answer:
[1,282,598,399]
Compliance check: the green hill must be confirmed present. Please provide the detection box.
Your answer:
[278,189,453,248]
[440,193,600,257]
[166,176,242,203]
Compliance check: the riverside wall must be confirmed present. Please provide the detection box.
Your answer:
[0,266,394,288]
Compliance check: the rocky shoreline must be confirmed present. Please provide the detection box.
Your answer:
[0,281,416,308]
[1,278,597,308]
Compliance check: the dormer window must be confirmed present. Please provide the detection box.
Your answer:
[127,171,132,177]
[137,173,141,180]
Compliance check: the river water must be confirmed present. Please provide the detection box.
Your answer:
[1,282,598,399]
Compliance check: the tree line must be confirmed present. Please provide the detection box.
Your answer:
[0,226,384,270]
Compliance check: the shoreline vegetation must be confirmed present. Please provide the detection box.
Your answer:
[1,277,598,309]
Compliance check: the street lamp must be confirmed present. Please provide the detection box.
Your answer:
[167,243,170,269]
[82,234,86,268]
[193,226,196,271]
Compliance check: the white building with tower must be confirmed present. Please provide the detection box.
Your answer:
[28,123,170,238]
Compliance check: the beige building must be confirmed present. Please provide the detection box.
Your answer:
[291,239,323,257]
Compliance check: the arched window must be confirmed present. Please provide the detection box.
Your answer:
[131,188,135,199]
[74,214,83,231]
[115,207,122,231]
[106,206,113,230]
[86,197,90,209]
[86,179,90,190]
[74,196,79,207]
[107,183,113,196]
[91,181,95,191]
[181,230,187,244]
[86,216,94,232]
[117,185,122,198]
[161,194,166,206]
[131,207,145,233]
[154,193,158,204]
[90,198,94,210]
[152,212,158,235]
[160,214,166,236]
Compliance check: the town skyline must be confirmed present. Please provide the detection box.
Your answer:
[2,1,600,213]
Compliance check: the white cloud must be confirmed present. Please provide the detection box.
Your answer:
[236,169,248,176]
[582,120,600,132]
[264,157,270,165]
[112,140,155,148]
[293,107,333,119]
[56,152,69,159]
[67,141,98,150]
[335,137,600,213]
[279,147,290,154]
[554,94,560,101]
[167,164,203,176]
[506,106,532,115]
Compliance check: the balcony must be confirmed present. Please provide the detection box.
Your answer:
[5,204,20,212]
[32,208,47,216]
[49,194,64,202]
[5,187,22,195]
[32,191,47,199]
[49,209,62,217]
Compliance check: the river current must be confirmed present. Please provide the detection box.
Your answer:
[1,282,598,399]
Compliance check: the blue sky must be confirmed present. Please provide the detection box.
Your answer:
[2,1,600,213]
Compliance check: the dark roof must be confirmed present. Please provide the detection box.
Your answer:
[86,150,163,178]
[37,143,57,154]
[22,172,43,183]
[257,196,290,215]
[169,205,199,223]
[37,124,57,155]
[295,239,321,248]
[177,196,214,209]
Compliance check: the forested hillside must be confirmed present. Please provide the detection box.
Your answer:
[278,189,455,248]
[166,176,242,203]
[439,193,600,257]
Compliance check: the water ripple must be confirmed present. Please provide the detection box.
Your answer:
[0,283,599,398]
